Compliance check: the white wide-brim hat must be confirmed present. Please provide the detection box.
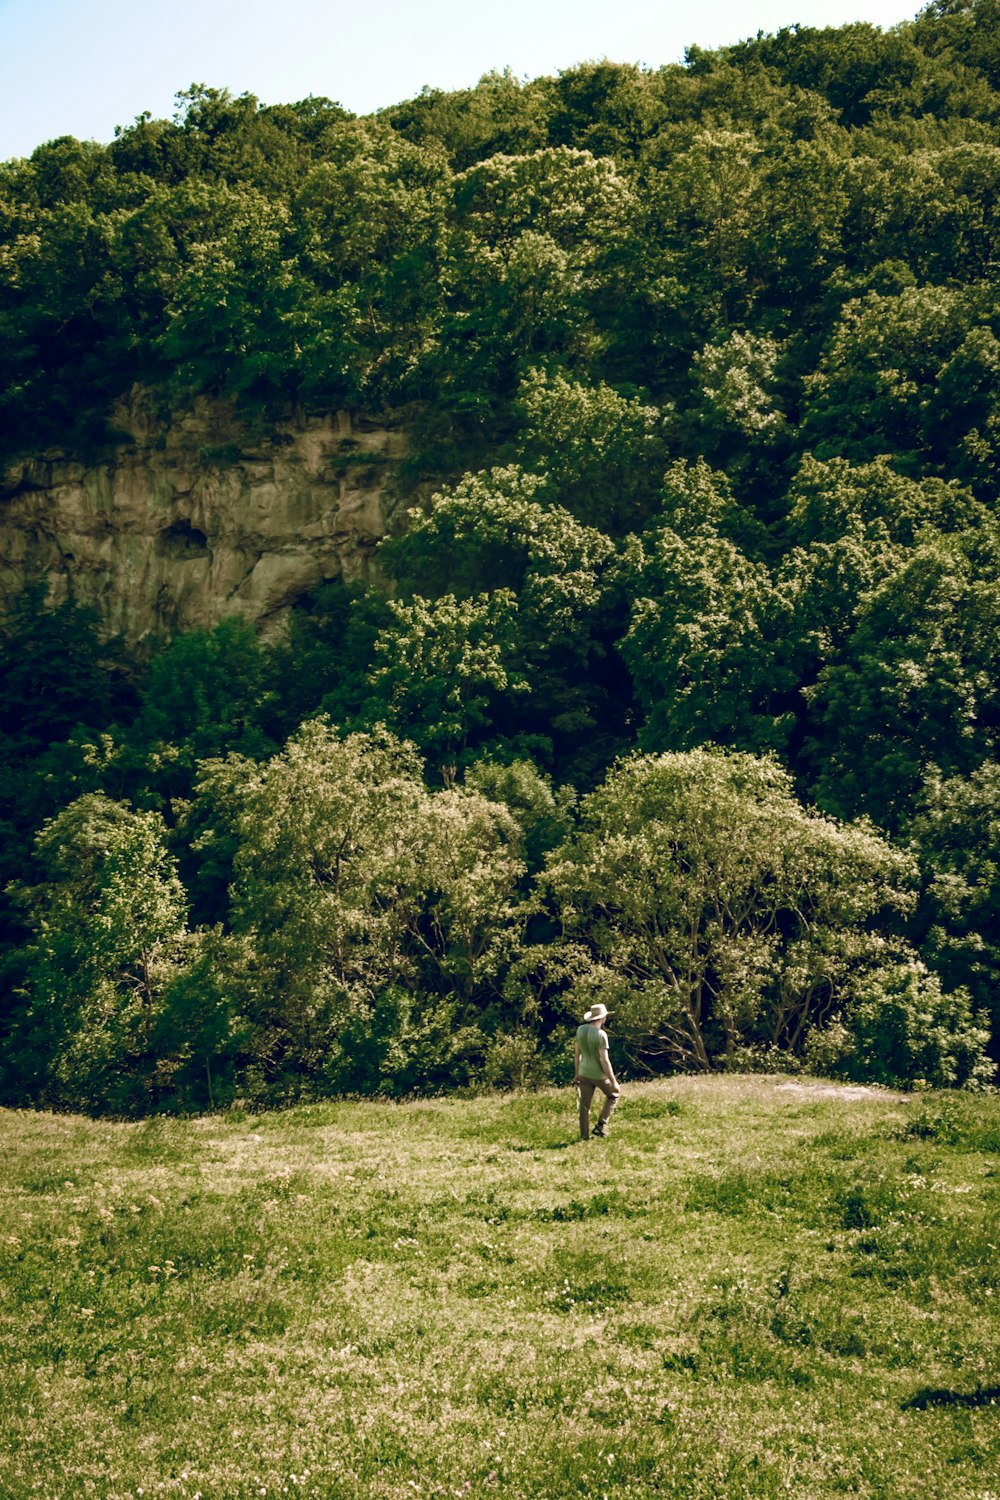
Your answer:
[583,1004,612,1022]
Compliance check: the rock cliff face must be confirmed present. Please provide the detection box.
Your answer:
[0,392,404,644]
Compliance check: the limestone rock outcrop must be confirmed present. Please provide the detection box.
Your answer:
[0,391,405,644]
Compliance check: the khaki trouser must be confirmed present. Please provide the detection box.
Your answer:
[578,1077,620,1139]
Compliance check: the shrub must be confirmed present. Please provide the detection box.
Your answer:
[802,1019,856,1078]
[482,1029,548,1090]
[723,1043,802,1075]
[844,959,993,1089]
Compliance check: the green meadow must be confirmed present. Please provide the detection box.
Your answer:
[1,1077,997,1500]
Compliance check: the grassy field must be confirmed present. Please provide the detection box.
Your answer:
[1,1076,998,1500]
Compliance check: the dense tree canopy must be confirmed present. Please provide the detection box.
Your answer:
[2,2,999,1107]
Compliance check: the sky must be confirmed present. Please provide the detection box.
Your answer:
[0,0,919,161]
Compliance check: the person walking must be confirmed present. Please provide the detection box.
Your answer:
[574,1003,621,1139]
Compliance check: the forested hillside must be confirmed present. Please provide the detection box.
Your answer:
[1,0,998,1111]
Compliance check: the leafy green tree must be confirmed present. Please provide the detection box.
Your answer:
[778,457,988,693]
[0,589,136,948]
[126,616,277,804]
[107,108,202,184]
[168,86,331,195]
[6,795,195,1112]
[220,720,526,1093]
[0,585,133,756]
[0,197,128,454]
[434,147,635,424]
[803,284,1000,485]
[773,459,983,735]
[381,466,626,774]
[292,119,451,406]
[621,514,795,755]
[846,143,1000,285]
[654,457,749,537]
[543,748,914,1071]
[810,526,1000,828]
[513,367,669,532]
[754,136,850,314]
[839,957,992,1088]
[911,761,1000,1059]
[694,329,788,448]
[169,751,259,928]
[911,0,1000,95]
[415,786,528,1003]
[383,466,615,661]
[543,61,669,160]
[464,757,575,874]
[650,128,767,327]
[367,591,525,770]
[386,69,551,171]
[778,531,900,674]
[452,144,632,265]
[18,135,129,215]
[156,186,302,404]
[223,724,428,1090]
[929,321,1000,492]
[726,20,987,128]
[783,453,986,549]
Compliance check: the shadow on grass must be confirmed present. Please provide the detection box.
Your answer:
[903,1385,1000,1410]
[507,1137,580,1150]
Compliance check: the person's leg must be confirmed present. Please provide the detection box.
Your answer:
[593,1080,621,1135]
[578,1080,596,1139]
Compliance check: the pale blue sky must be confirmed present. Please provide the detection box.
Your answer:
[1,0,918,161]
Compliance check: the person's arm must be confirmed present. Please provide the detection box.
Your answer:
[573,1038,581,1084]
[600,1035,619,1092]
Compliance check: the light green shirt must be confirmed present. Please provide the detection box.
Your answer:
[576,1023,610,1081]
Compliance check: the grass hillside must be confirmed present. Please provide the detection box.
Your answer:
[2,1077,998,1499]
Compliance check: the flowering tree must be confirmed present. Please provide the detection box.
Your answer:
[543,748,915,1071]
[223,720,528,1090]
[367,591,525,768]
